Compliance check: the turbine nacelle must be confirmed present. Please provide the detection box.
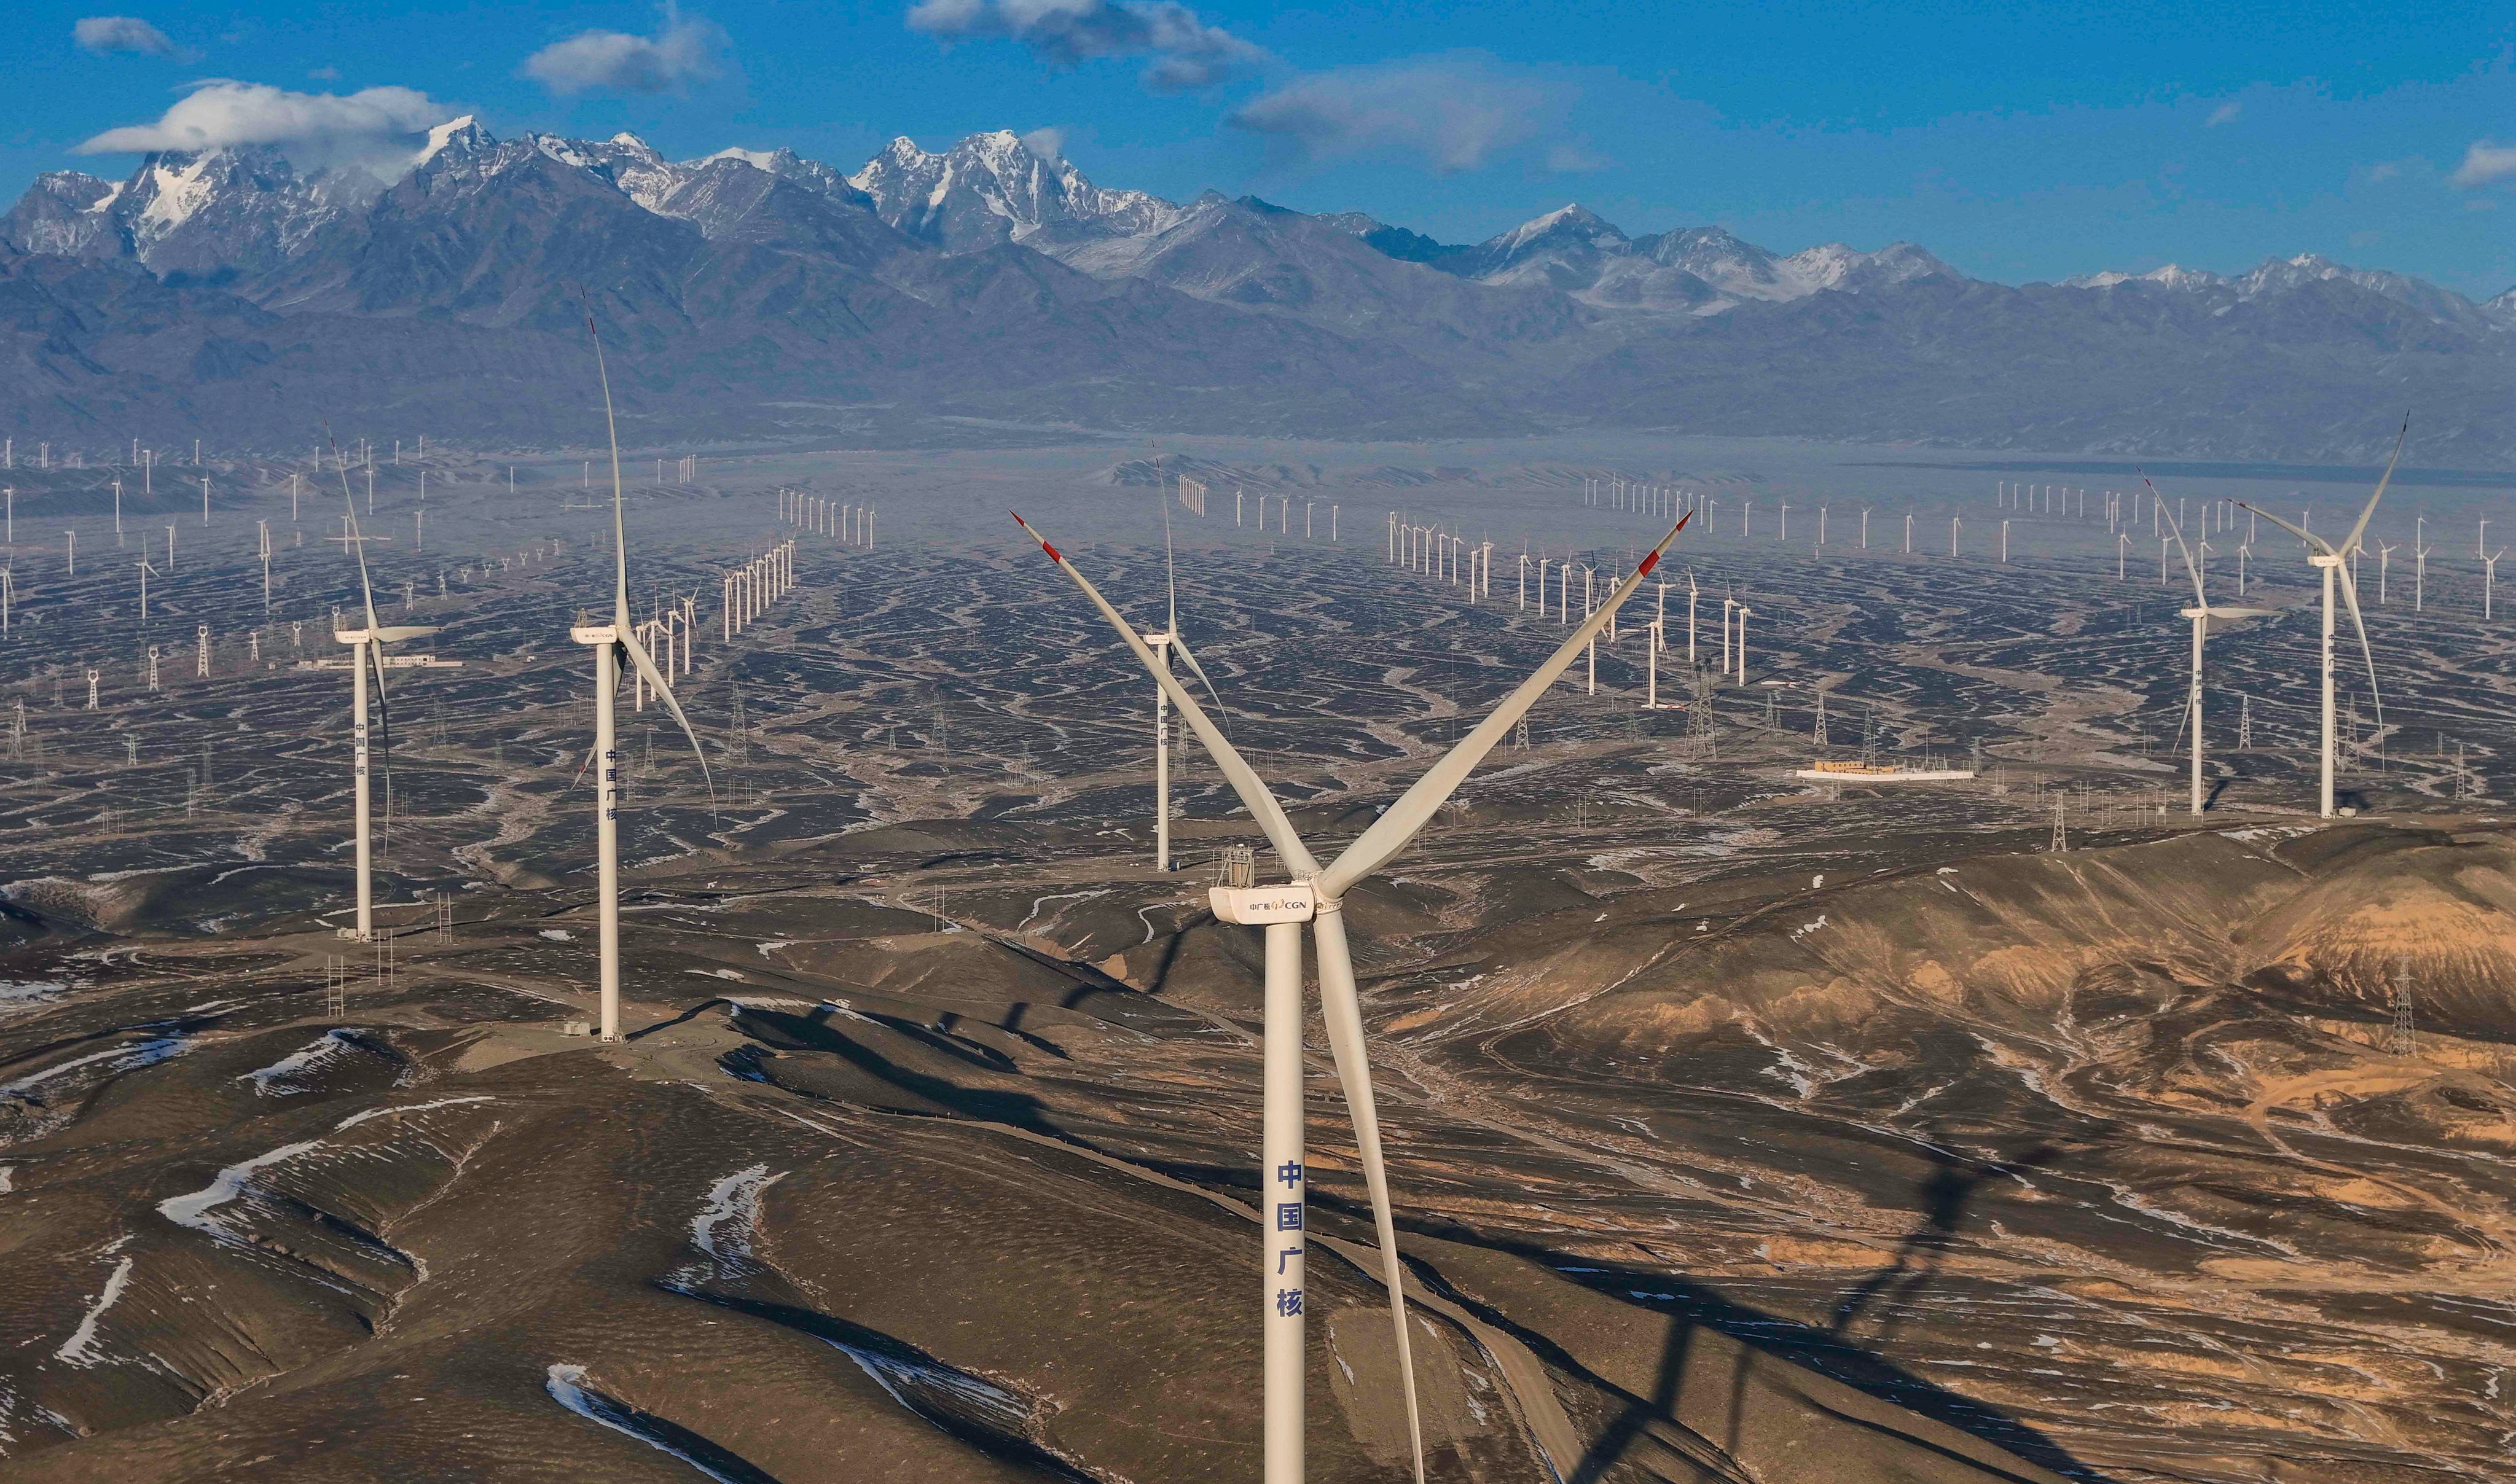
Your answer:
[1210,881,1317,924]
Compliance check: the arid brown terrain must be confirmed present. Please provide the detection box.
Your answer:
[0,435,2509,1482]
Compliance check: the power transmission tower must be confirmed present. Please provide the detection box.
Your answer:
[324,956,348,1018]
[2049,792,2068,852]
[436,890,454,944]
[2389,956,2416,1055]
[1860,705,1876,766]
[1812,688,1828,748]
[1763,688,1777,732]
[728,683,749,767]
[2237,693,2252,751]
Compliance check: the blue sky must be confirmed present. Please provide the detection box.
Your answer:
[12,1,2515,295]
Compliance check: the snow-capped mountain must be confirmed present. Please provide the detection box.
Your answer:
[1453,203,1632,286]
[847,131,1180,251]
[1,171,126,259]
[1414,203,1961,313]
[0,144,376,281]
[0,120,2505,464]
[692,146,868,208]
[2062,263,2224,291]
[2062,253,2512,334]
[0,119,880,279]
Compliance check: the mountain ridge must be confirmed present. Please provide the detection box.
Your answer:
[1,122,2508,463]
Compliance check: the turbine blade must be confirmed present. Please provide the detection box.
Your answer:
[1011,512,1319,879]
[1317,512,1692,898]
[2341,417,2407,558]
[619,625,715,804]
[328,432,386,636]
[2141,472,2207,606]
[2239,503,2330,556]
[1311,908,1425,1484]
[577,291,632,614]
[1170,633,1228,719]
[2335,564,2383,733]
[1162,491,1178,638]
[369,643,395,831]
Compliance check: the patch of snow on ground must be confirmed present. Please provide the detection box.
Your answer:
[826,1337,1032,1435]
[243,1029,359,1095]
[544,1364,758,1484]
[332,1095,495,1131]
[0,980,67,1013]
[1,1036,190,1099]
[691,1164,783,1272]
[157,1140,323,1240]
[53,1256,135,1367]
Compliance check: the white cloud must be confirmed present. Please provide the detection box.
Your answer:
[1545,141,1609,174]
[1229,60,1550,174]
[2204,101,2240,128]
[79,80,449,155]
[74,16,178,57]
[2450,139,2516,188]
[907,0,1266,92]
[523,7,726,95]
[1020,125,1067,162]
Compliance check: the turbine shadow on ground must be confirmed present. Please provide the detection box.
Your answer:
[1406,1219,2110,1484]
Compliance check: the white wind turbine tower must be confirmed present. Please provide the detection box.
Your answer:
[2238,420,2403,818]
[571,302,713,1042]
[1013,506,1694,1484]
[2147,482,2271,816]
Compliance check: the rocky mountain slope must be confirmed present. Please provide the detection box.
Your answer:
[2,122,2509,463]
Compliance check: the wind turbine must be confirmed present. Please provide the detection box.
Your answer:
[571,297,711,1042]
[1142,499,1225,872]
[2147,480,2271,815]
[2237,420,2403,818]
[327,447,449,944]
[1012,506,1693,1484]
